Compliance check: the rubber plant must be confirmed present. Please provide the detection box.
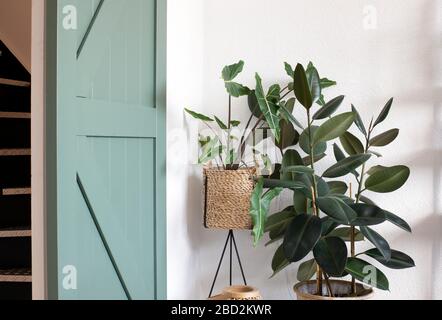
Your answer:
[250,62,414,297]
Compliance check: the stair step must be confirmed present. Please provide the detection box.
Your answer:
[0,112,30,119]
[1,188,31,196]
[0,269,31,283]
[0,78,31,88]
[0,228,31,238]
[0,149,31,156]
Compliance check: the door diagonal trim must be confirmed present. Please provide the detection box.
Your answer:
[76,173,132,300]
[77,0,105,58]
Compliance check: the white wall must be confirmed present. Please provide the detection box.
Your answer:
[0,0,32,71]
[167,0,442,300]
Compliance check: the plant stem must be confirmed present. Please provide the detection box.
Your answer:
[237,114,265,161]
[351,120,374,294]
[280,89,294,100]
[237,114,255,161]
[323,273,334,297]
[227,95,232,169]
[307,109,323,296]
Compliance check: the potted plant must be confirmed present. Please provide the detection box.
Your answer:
[250,62,415,299]
[185,60,283,230]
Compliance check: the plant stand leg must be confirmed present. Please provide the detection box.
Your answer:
[208,230,248,298]
[231,231,247,286]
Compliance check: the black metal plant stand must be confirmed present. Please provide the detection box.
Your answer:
[208,230,247,298]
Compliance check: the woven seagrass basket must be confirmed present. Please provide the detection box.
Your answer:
[203,167,256,230]
[209,286,262,300]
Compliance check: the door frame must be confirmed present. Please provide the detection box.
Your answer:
[33,0,167,300]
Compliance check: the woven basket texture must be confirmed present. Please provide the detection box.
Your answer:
[204,167,256,230]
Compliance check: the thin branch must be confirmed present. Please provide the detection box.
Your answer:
[280,89,294,100]
[323,273,334,298]
[237,114,265,161]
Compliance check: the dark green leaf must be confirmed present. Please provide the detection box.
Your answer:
[281,149,304,181]
[328,227,364,241]
[359,195,377,206]
[267,84,281,103]
[271,244,291,277]
[320,78,337,89]
[313,112,356,145]
[283,214,322,262]
[374,98,394,127]
[303,153,326,166]
[367,165,388,176]
[225,82,250,97]
[265,207,296,233]
[332,194,355,205]
[300,126,327,156]
[345,258,389,291]
[278,120,299,150]
[285,97,296,112]
[293,190,312,215]
[327,181,348,195]
[317,94,326,106]
[185,108,214,122]
[230,120,241,127]
[333,143,346,161]
[313,95,345,120]
[317,197,357,224]
[294,64,313,109]
[255,73,281,142]
[369,150,383,158]
[364,249,415,269]
[340,132,364,155]
[350,204,386,226]
[222,60,244,81]
[306,63,321,104]
[321,217,339,236]
[352,105,367,136]
[282,166,314,175]
[365,165,410,193]
[360,226,391,261]
[248,91,262,118]
[214,116,228,130]
[369,129,399,147]
[284,62,294,78]
[266,224,285,246]
[299,175,330,198]
[279,102,304,130]
[314,237,348,277]
[262,179,305,189]
[250,178,283,246]
[383,210,412,233]
[297,259,317,282]
[323,154,371,178]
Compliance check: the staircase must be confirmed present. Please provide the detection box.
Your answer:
[0,40,32,300]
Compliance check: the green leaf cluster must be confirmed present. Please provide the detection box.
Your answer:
[248,63,413,296]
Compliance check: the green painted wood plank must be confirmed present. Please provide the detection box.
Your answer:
[47,0,167,300]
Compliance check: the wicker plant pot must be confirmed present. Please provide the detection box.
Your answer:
[294,280,374,300]
[204,167,256,230]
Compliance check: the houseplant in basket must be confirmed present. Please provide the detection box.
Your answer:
[250,62,415,299]
[185,60,285,230]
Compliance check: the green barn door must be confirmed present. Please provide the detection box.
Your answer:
[48,0,166,300]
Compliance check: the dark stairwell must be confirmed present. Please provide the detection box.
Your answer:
[0,40,31,300]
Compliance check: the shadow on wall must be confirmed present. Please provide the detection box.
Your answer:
[362,0,442,300]
[420,0,441,300]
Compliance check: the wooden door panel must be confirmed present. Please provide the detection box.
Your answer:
[52,0,165,300]
[76,0,156,107]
